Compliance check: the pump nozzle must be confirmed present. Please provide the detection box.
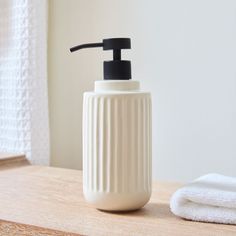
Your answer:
[70,38,131,80]
[70,42,103,52]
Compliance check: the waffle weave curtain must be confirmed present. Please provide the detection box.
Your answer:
[0,0,49,164]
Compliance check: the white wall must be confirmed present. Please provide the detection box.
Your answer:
[49,0,236,181]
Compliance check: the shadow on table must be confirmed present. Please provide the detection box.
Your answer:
[100,202,174,220]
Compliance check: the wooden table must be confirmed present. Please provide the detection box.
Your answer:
[0,154,236,235]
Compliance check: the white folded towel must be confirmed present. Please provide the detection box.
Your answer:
[170,173,236,225]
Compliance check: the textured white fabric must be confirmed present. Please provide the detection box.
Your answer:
[170,174,236,225]
[0,0,49,165]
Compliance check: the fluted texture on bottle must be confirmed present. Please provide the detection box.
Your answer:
[83,93,152,194]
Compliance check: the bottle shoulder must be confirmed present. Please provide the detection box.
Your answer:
[84,80,151,98]
[83,90,151,98]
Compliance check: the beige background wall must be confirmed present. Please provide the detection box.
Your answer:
[48,0,101,170]
[48,0,236,181]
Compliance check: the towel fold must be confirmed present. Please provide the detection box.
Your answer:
[170,174,236,225]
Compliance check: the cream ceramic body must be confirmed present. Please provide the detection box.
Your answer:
[83,80,152,211]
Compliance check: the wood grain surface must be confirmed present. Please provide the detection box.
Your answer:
[0,219,80,236]
[0,156,235,235]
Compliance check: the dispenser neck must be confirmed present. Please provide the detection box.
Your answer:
[94,80,139,92]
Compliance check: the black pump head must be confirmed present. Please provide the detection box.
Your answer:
[70,38,131,80]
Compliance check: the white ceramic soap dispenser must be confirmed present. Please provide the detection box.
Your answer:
[70,38,152,211]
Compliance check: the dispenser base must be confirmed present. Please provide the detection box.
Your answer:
[84,191,151,211]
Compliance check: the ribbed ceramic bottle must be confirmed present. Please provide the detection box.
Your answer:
[83,80,152,211]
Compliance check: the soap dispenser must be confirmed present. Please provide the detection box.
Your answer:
[70,38,152,211]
